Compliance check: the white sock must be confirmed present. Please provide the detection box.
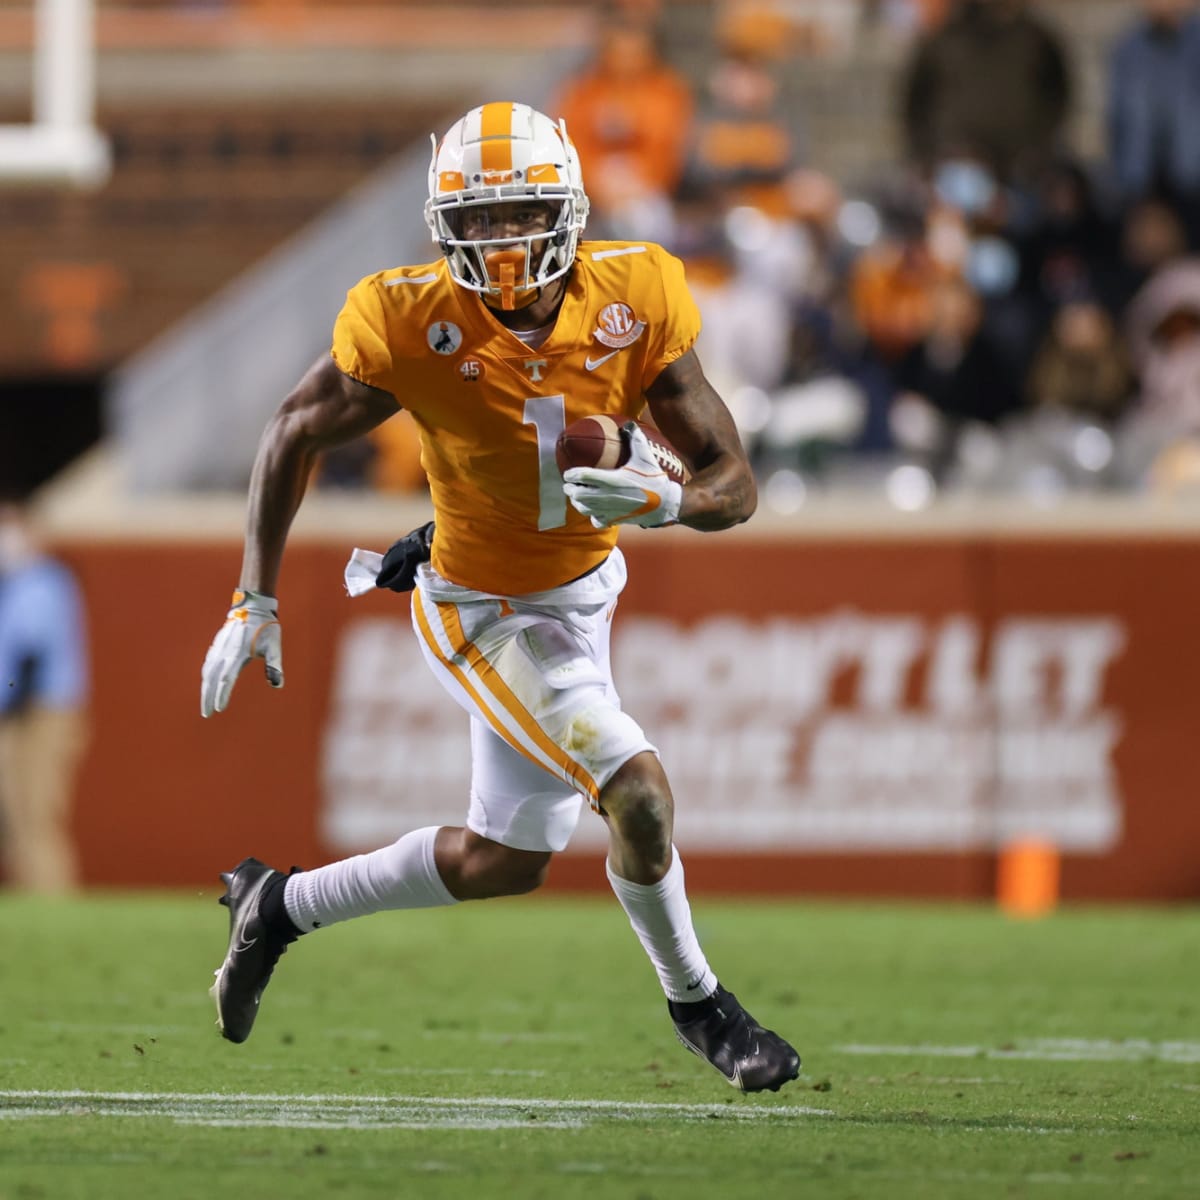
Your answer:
[606,845,718,1003]
[284,826,458,932]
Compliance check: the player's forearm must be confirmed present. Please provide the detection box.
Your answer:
[677,456,757,531]
[238,408,318,596]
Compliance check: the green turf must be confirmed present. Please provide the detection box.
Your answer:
[1,889,1197,1200]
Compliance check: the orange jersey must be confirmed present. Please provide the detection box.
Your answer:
[331,241,700,594]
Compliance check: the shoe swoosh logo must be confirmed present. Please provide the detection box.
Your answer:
[585,348,622,371]
[233,934,258,954]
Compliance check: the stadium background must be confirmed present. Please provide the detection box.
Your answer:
[3,0,1199,903]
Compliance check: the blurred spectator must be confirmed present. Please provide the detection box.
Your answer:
[891,276,1021,477]
[900,0,1072,187]
[911,153,1038,378]
[1111,195,1191,310]
[849,204,946,363]
[683,166,847,319]
[785,169,849,301]
[1016,159,1123,321]
[0,498,89,892]
[1106,0,1200,245]
[556,17,693,241]
[714,1,797,61]
[757,309,875,473]
[1026,299,1135,423]
[1125,257,1200,429]
[687,41,802,218]
[865,0,953,37]
[1144,434,1200,492]
[668,179,792,441]
[1109,256,1200,489]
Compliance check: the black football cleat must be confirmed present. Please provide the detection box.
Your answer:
[672,985,801,1093]
[210,856,296,1044]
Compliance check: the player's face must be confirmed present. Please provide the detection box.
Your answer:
[450,200,558,243]
[444,199,567,311]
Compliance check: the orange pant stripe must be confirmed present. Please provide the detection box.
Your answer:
[436,598,599,800]
[413,590,599,801]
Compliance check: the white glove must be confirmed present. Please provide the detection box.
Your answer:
[562,423,683,529]
[200,589,283,717]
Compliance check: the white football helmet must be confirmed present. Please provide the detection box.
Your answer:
[425,102,590,308]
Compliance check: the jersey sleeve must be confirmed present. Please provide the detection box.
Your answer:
[641,247,702,390]
[331,276,394,391]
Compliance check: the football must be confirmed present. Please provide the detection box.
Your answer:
[555,415,687,483]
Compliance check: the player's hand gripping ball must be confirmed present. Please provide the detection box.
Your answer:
[558,418,686,528]
[555,416,686,481]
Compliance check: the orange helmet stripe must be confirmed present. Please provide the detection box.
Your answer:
[478,101,514,176]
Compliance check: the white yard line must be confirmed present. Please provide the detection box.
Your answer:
[835,1039,1200,1064]
[0,1088,1104,1138]
[0,1089,833,1131]
[1,1088,1136,1139]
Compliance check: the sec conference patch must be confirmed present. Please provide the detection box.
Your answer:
[593,302,646,350]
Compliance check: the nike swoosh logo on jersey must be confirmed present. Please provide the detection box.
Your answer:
[584,349,623,371]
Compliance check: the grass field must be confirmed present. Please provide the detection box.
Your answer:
[1,888,1197,1200]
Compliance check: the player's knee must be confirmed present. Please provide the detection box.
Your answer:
[600,754,674,865]
[616,792,673,867]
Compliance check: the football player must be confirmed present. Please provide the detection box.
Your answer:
[200,101,800,1093]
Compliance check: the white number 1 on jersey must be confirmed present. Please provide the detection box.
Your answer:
[522,395,567,530]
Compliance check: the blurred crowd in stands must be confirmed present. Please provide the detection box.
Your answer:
[333,0,1200,509]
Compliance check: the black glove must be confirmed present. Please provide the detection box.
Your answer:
[376,521,435,592]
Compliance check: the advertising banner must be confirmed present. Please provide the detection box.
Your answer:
[56,532,1200,899]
